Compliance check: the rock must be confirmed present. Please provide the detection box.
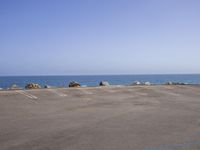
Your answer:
[10,84,22,90]
[165,82,186,85]
[131,81,141,85]
[44,85,51,89]
[25,83,41,89]
[176,82,186,85]
[165,81,173,85]
[144,82,151,85]
[69,81,81,87]
[99,81,110,86]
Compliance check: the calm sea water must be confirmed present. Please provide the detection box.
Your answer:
[0,74,200,89]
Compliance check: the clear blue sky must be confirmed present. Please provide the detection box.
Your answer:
[0,0,200,75]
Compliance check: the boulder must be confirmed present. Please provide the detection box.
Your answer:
[69,81,81,87]
[176,82,186,85]
[10,84,22,90]
[165,81,173,85]
[44,85,51,89]
[165,82,186,85]
[25,83,41,89]
[131,81,141,85]
[99,81,110,86]
[144,82,151,85]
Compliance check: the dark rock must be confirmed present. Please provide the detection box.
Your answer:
[99,81,110,86]
[69,81,81,87]
[25,83,41,89]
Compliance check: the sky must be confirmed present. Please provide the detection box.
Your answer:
[0,0,200,75]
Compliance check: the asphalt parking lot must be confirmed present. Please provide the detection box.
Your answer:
[1,85,200,150]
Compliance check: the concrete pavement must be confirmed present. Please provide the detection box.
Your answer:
[1,85,200,150]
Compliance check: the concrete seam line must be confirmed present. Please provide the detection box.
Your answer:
[16,90,38,99]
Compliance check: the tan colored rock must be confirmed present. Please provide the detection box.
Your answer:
[25,83,41,89]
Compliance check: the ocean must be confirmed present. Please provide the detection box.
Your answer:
[0,74,200,89]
